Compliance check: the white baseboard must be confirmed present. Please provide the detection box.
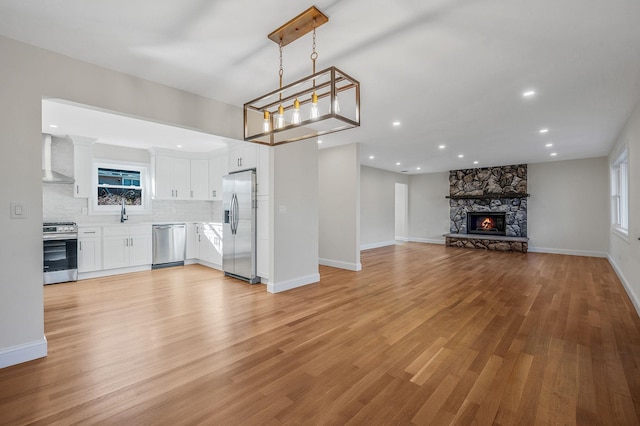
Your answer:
[395,237,409,242]
[197,260,222,271]
[608,256,640,317]
[267,273,320,294]
[408,237,446,245]
[0,337,47,369]
[528,247,608,258]
[79,264,151,280]
[360,241,396,251]
[319,258,362,271]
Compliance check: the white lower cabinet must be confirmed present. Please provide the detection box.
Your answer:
[78,226,102,273]
[102,225,152,270]
[197,222,223,266]
[186,223,199,260]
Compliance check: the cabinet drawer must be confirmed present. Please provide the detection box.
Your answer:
[78,227,102,237]
[102,226,130,237]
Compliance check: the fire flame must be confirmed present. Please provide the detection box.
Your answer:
[481,218,494,229]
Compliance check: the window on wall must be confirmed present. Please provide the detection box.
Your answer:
[611,148,629,237]
[90,162,151,215]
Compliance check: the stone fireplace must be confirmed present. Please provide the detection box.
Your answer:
[445,164,529,252]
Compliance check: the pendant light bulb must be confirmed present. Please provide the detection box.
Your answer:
[291,98,301,124]
[310,92,319,119]
[263,110,270,132]
[333,95,340,115]
[276,104,285,129]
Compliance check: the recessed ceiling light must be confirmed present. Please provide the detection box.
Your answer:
[49,124,58,128]
[369,155,375,160]
[539,128,549,134]
[550,152,558,156]
[473,161,479,164]
[438,144,446,149]
[416,167,421,170]
[392,121,401,126]
[396,162,401,166]
[176,145,183,148]
[522,90,536,97]
[317,140,322,144]
[458,154,464,158]
[545,143,553,148]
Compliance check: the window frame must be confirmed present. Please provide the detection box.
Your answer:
[610,147,629,241]
[89,160,152,216]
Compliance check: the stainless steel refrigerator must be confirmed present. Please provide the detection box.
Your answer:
[223,169,260,284]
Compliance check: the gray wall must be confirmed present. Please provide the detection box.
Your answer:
[360,166,408,249]
[528,157,609,256]
[408,172,450,243]
[0,35,240,368]
[608,96,640,313]
[319,144,361,271]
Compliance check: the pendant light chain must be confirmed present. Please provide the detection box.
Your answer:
[311,19,318,74]
[278,40,284,101]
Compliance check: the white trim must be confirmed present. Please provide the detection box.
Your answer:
[197,260,222,271]
[319,258,362,271]
[408,237,446,245]
[79,264,151,280]
[267,273,320,293]
[528,247,608,258]
[612,226,631,243]
[0,337,47,369]
[608,255,640,316]
[395,237,409,242]
[360,241,396,251]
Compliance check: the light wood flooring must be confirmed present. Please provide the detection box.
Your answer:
[1,243,639,425]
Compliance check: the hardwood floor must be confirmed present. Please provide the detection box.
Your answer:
[1,243,639,425]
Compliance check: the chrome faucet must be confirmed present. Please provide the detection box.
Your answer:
[120,198,128,223]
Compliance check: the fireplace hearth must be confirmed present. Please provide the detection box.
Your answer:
[467,212,506,236]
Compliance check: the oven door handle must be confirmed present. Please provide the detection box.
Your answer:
[43,234,78,241]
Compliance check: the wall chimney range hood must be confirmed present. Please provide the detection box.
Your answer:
[42,134,74,184]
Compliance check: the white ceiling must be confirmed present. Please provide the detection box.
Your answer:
[3,0,640,173]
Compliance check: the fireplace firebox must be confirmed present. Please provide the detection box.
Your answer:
[466,212,506,236]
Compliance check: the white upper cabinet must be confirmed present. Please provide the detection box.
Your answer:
[227,144,257,172]
[190,159,209,200]
[73,141,93,198]
[208,152,227,201]
[154,154,213,201]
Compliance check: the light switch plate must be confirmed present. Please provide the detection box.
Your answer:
[279,205,287,215]
[10,202,26,219]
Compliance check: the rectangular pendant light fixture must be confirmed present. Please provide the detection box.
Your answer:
[243,6,360,146]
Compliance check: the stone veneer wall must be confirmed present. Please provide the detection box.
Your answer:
[449,164,528,237]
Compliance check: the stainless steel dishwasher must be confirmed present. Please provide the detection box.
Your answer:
[152,224,186,269]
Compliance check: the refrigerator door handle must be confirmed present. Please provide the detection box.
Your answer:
[233,193,240,235]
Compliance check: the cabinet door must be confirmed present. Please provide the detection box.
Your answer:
[208,154,227,200]
[129,233,152,266]
[173,157,191,200]
[227,144,257,172]
[73,144,92,198]
[257,145,269,196]
[154,156,175,199]
[103,236,128,269]
[186,223,199,259]
[190,159,209,200]
[198,223,216,263]
[256,197,269,280]
[78,238,101,273]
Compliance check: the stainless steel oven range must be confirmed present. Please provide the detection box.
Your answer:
[43,222,78,285]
